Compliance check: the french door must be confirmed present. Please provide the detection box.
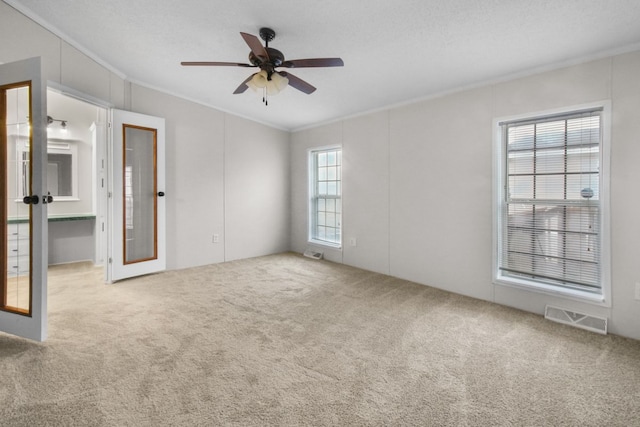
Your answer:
[108,109,165,282]
[0,57,48,341]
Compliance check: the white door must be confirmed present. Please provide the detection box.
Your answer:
[0,57,48,341]
[108,109,165,282]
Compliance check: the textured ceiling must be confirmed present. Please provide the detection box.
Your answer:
[5,0,640,130]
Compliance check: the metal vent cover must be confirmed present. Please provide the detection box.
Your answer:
[303,249,323,260]
[545,305,607,335]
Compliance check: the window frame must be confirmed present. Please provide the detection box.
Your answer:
[493,102,611,306]
[308,145,342,249]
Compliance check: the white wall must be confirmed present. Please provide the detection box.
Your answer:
[48,219,94,265]
[1,2,291,272]
[224,114,290,261]
[389,86,495,302]
[291,53,640,340]
[609,52,640,338]
[343,112,390,274]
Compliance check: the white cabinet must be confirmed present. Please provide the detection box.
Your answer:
[7,222,29,277]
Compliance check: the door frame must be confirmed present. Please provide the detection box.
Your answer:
[46,82,111,282]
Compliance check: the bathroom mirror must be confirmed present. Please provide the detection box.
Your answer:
[15,137,78,201]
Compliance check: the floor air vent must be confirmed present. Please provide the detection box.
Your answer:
[303,249,323,260]
[544,305,607,335]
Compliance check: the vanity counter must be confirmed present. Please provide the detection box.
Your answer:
[7,214,95,224]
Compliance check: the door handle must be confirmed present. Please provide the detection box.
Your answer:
[157,191,165,197]
[23,195,39,205]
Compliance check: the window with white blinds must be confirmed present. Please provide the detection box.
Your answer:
[498,109,604,294]
[309,147,342,247]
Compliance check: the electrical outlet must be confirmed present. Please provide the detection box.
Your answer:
[350,237,357,247]
[635,282,640,301]
[213,234,219,243]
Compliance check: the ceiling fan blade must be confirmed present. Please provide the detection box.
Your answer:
[181,61,254,67]
[281,58,344,68]
[279,71,316,94]
[240,32,269,60]
[233,74,256,94]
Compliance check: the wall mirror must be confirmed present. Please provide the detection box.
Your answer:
[15,137,79,201]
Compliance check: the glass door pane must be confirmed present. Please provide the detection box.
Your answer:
[123,125,157,264]
[2,84,31,315]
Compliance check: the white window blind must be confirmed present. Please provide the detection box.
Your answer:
[309,148,342,246]
[499,109,602,293]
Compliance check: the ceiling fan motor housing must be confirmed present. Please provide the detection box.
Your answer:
[249,48,285,68]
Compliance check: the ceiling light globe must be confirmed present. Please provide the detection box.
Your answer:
[271,72,289,91]
[249,70,268,89]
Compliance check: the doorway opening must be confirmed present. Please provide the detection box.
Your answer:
[45,89,108,276]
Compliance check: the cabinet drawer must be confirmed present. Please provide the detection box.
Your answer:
[6,222,30,278]
[7,238,30,256]
[7,222,30,240]
[7,255,30,276]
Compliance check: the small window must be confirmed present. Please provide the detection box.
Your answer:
[309,147,342,247]
[495,107,609,299]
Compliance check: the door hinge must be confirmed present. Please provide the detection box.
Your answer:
[108,191,112,198]
[108,257,113,264]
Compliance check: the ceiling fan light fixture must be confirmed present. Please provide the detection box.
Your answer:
[248,70,269,90]
[266,72,289,95]
[247,70,289,100]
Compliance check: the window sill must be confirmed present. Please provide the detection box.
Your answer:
[494,274,608,307]
[308,239,342,250]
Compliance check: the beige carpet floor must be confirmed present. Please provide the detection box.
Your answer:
[1,252,639,426]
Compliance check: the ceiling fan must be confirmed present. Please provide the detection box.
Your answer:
[181,27,344,101]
